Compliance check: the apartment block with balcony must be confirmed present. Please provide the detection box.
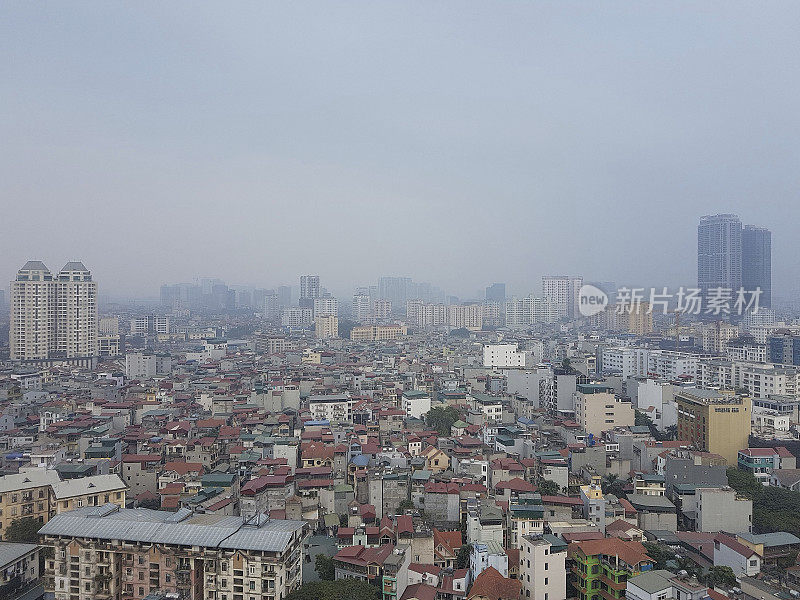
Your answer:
[40,504,308,600]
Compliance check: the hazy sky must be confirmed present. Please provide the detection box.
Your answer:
[2,3,799,300]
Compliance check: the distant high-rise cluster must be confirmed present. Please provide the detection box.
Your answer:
[10,261,98,364]
[698,214,771,306]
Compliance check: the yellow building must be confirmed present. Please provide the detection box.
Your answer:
[675,387,751,464]
[314,315,339,339]
[0,470,60,532]
[627,301,654,335]
[51,474,127,514]
[350,324,408,341]
[573,384,635,437]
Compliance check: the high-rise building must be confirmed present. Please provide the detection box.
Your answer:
[264,292,281,319]
[277,285,292,308]
[542,275,582,319]
[313,296,338,317]
[626,301,654,336]
[373,299,392,319]
[352,290,371,322]
[315,314,339,339]
[675,387,751,464]
[485,283,506,303]
[697,214,743,295]
[10,261,98,364]
[299,275,320,309]
[378,276,413,308]
[742,225,772,308]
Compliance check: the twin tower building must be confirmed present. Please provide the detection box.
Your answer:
[9,260,98,367]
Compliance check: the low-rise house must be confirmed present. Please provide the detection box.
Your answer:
[713,533,761,577]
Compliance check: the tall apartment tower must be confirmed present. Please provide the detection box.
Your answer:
[697,214,742,294]
[542,275,583,319]
[299,275,320,309]
[742,225,772,307]
[10,261,98,363]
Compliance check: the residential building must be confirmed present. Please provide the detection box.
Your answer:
[519,534,567,600]
[0,470,60,532]
[573,384,634,437]
[40,505,308,600]
[315,315,339,339]
[10,261,98,364]
[568,538,654,600]
[125,352,172,379]
[0,542,40,596]
[691,487,752,534]
[626,569,710,600]
[402,391,432,420]
[308,394,353,423]
[542,275,582,320]
[313,296,338,318]
[350,324,408,341]
[448,304,483,331]
[483,343,528,369]
[299,275,320,309]
[675,388,751,464]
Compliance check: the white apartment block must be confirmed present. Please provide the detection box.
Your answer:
[10,261,98,361]
[519,534,567,600]
[98,317,119,335]
[406,301,448,328]
[129,315,169,336]
[483,343,527,368]
[505,296,559,328]
[448,304,483,331]
[599,347,700,380]
[314,315,339,339]
[402,390,432,419]
[697,359,800,399]
[352,293,371,322]
[125,352,172,379]
[542,275,582,319]
[281,307,313,328]
[726,343,768,363]
[373,299,392,319]
[312,296,338,317]
[308,394,353,423]
[700,321,739,353]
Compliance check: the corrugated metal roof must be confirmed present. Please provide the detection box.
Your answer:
[39,505,305,552]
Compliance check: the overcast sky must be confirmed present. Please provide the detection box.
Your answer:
[2,2,799,301]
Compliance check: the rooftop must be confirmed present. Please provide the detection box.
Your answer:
[39,504,306,552]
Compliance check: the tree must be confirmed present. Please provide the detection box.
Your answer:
[643,541,676,571]
[455,544,472,570]
[338,319,357,339]
[601,474,626,498]
[538,480,560,496]
[426,405,460,435]
[5,517,42,543]
[314,554,335,581]
[449,328,470,338]
[561,358,572,371]
[704,566,737,588]
[397,499,415,513]
[287,580,379,600]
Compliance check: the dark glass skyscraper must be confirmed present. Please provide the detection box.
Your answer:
[742,225,772,307]
[697,214,742,293]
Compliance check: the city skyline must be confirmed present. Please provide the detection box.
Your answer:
[3,4,800,299]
